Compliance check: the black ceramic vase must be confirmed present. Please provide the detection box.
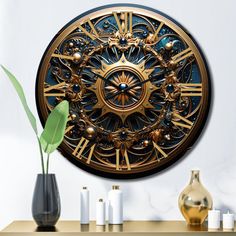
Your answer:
[32,174,61,228]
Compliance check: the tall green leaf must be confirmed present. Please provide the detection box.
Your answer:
[1,65,38,134]
[40,100,69,154]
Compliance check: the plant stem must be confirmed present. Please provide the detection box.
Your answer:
[46,153,50,174]
[37,137,45,175]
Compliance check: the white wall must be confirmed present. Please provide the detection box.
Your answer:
[0,0,235,230]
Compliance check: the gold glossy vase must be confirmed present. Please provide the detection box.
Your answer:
[178,170,213,225]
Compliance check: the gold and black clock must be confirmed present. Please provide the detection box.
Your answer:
[36,4,211,179]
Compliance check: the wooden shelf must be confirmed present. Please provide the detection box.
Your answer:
[1,221,235,235]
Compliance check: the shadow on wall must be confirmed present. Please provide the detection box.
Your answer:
[217,204,235,219]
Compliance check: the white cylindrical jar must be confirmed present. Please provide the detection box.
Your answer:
[80,186,89,224]
[108,185,123,225]
[208,209,221,230]
[96,199,106,225]
[223,211,234,231]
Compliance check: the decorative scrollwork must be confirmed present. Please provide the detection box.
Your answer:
[36,5,210,178]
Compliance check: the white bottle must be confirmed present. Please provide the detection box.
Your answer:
[108,185,123,225]
[96,199,106,225]
[80,186,89,224]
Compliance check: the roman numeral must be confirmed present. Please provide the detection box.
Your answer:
[86,144,96,164]
[113,11,133,34]
[179,83,202,97]
[115,149,131,170]
[172,113,193,129]
[51,54,74,60]
[153,21,164,40]
[171,48,194,64]
[72,137,89,159]
[124,150,131,170]
[44,82,66,97]
[153,142,168,158]
[116,149,120,171]
[78,19,99,40]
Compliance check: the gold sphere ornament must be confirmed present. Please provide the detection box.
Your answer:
[85,126,96,139]
[165,42,173,50]
[178,170,213,225]
[143,140,150,147]
[168,60,177,69]
[71,113,77,120]
[73,52,82,62]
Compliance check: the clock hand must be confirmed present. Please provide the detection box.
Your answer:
[90,71,140,100]
[93,73,119,89]
[105,70,164,101]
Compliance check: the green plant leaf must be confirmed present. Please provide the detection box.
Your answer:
[40,100,69,154]
[1,65,38,134]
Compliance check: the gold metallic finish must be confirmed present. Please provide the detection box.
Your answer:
[172,113,193,129]
[65,125,74,134]
[77,21,98,40]
[112,11,132,34]
[152,142,168,158]
[73,137,90,159]
[165,42,173,50]
[71,114,77,120]
[51,53,75,60]
[178,170,213,225]
[77,139,89,159]
[129,12,133,34]
[153,21,164,39]
[171,47,194,64]
[85,126,96,139]
[105,71,141,106]
[86,144,96,164]
[124,150,131,170]
[90,53,157,122]
[172,121,192,129]
[173,113,193,125]
[44,82,66,92]
[86,19,99,38]
[36,5,211,178]
[72,137,85,156]
[180,83,202,97]
[44,93,65,97]
[116,149,120,170]
[143,140,150,147]
[124,12,128,33]
[181,93,202,97]
[73,52,82,62]
[113,12,123,34]
[4,220,226,234]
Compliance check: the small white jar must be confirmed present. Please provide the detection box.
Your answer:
[223,211,234,231]
[208,209,221,230]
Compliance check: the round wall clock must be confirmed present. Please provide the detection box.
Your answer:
[36,4,211,179]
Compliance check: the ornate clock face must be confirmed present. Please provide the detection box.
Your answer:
[36,4,211,179]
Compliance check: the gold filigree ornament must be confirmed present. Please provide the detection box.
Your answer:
[89,54,158,122]
[36,5,211,178]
